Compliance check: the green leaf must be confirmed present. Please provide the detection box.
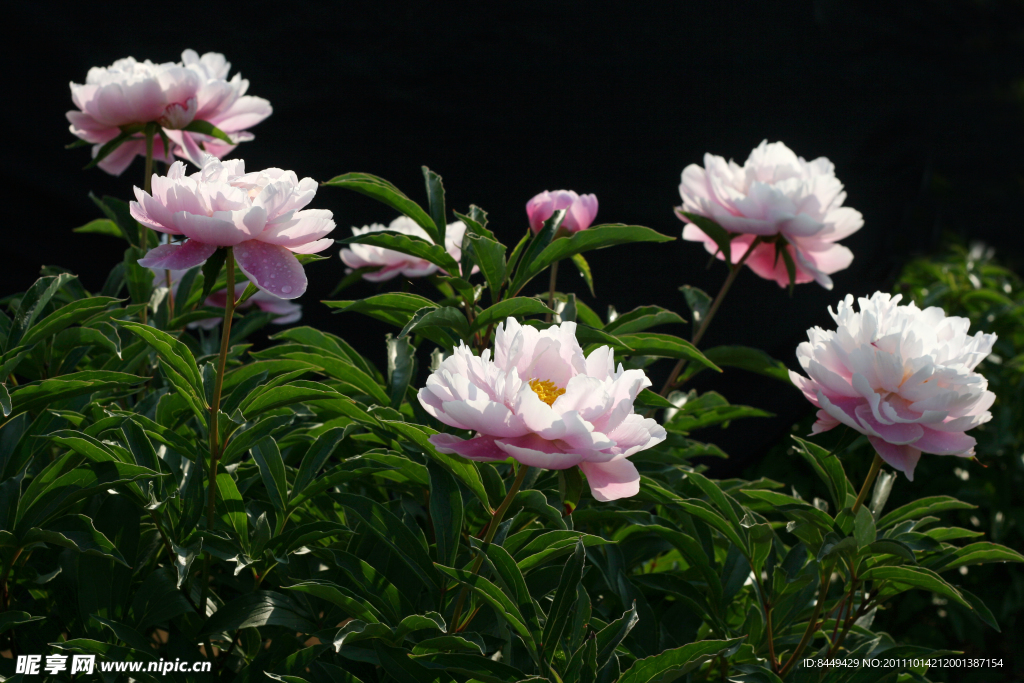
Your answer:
[678,212,732,263]
[929,541,1024,572]
[778,241,798,293]
[216,472,249,551]
[387,334,416,409]
[617,637,746,683]
[200,247,227,303]
[324,172,439,244]
[181,119,234,144]
[376,420,491,511]
[463,234,507,302]
[90,193,142,248]
[325,292,439,329]
[412,652,526,683]
[434,564,533,648]
[513,224,674,295]
[7,273,76,349]
[7,371,145,420]
[505,230,532,278]
[594,603,639,671]
[570,253,595,297]
[0,611,44,634]
[199,590,317,637]
[336,230,459,274]
[558,292,578,323]
[877,495,977,530]
[285,580,384,624]
[604,306,686,334]
[615,333,721,371]
[679,285,712,327]
[20,297,119,347]
[251,437,288,511]
[854,505,876,548]
[633,389,675,409]
[400,306,469,343]
[865,539,917,564]
[541,538,586,660]
[292,426,351,498]
[959,587,1001,632]
[84,129,136,169]
[171,537,202,589]
[16,458,161,532]
[239,380,340,419]
[427,461,463,567]
[220,414,293,465]
[0,384,10,417]
[510,210,563,294]
[335,493,440,591]
[471,297,554,333]
[280,352,389,405]
[666,393,772,432]
[374,641,451,683]
[118,321,204,398]
[22,515,127,565]
[693,345,792,383]
[422,166,447,247]
[860,565,973,610]
[73,218,123,238]
[123,246,153,306]
[791,435,852,512]
[558,467,585,516]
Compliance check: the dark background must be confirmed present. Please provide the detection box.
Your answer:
[5,0,1024,475]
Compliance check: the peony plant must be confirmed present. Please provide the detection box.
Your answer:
[0,49,1018,683]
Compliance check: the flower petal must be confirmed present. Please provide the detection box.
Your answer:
[138,239,218,269]
[233,240,306,299]
[868,436,922,481]
[579,459,640,501]
[429,433,509,462]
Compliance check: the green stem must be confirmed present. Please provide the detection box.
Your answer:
[852,453,883,514]
[545,261,560,323]
[198,249,236,646]
[659,237,762,396]
[165,268,175,320]
[779,559,836,677]
[448,465,530,633]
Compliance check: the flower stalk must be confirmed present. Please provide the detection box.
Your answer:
[198,248,236,625]
[545,260,560,323]
[448,464,530,633]
[852,453,883,515]
[659,237,763,396]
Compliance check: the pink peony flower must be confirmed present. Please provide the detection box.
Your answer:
[68,50,271,176]
[164,50,272,167]
[154,268,301,329]
[526,190,599,234]
[339,217,472,282]
[677,140,863,290]
[418,317,666,501]
[789,292,996,480]
[132,155,335,299]
[67,56,201,175]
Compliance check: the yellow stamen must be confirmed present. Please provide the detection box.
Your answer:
[529,378,565,406]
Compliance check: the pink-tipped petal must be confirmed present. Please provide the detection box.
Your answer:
[579,459,641,501]
[430,433,508,462]
[233,240,306,299]
[868,437,922,481]
[138,240,218,269]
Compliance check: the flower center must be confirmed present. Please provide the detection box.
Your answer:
[529,378,565,406]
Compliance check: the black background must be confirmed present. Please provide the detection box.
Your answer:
[5,0,1024,475]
